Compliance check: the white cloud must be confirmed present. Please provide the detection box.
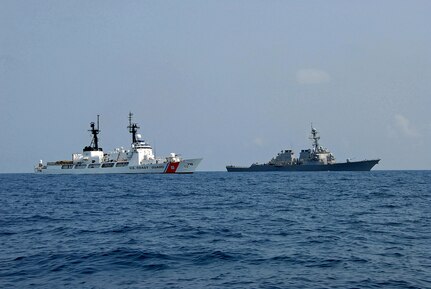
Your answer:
[252,137,265,147]
[394,114,419,138]
[296,68,331,84]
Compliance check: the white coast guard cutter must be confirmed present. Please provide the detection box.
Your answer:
[35,113,202,174]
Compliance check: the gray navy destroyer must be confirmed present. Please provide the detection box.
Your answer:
[226,125,380,172]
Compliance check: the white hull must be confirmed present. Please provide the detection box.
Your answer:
[35,113,202,175]
[35,159,202,174]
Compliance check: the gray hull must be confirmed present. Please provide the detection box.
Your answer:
[226,159,380,172]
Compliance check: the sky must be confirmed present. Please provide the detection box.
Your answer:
[1,0,430,172]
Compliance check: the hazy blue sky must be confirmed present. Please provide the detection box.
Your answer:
[1,0,430,172]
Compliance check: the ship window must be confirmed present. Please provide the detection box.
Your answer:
[101,163,115,168]
[74,164,87,169]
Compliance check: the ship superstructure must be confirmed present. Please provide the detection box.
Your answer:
[226,125,379,172]
[35,113,202,174]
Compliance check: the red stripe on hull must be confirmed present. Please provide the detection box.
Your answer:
[165,162,180,173]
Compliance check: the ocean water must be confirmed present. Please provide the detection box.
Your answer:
[0,171,430,289]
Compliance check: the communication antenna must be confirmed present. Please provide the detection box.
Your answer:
[128,112,133,130]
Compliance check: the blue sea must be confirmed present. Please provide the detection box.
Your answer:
[1,171,430,289]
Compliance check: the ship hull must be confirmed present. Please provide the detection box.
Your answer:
[35,159,202,174]
[226,159,380,172]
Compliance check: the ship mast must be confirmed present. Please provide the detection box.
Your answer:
[309,123,320,153]
[128,112,140,143]
[85,115,102,151]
